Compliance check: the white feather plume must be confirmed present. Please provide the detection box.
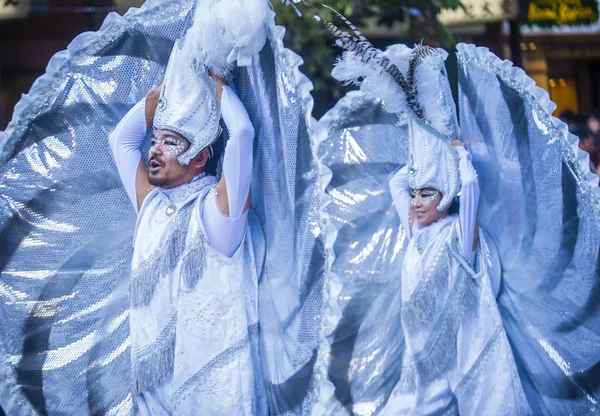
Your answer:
[181,0,275,76]
[331,45,414,120]
[361,71,408,116]
[331,42,456,133]
[414,53,455,137]
[383,44,412,75]
[331,51,374,86]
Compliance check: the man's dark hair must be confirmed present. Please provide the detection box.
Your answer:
[204,119,228,176]
[448,198,459,215]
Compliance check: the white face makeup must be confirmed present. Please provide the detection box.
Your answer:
[149,132,187,158]
[410,187,448,227]
[409,188,441,206]
[147,129,196,189]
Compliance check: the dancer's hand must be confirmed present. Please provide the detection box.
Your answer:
[145,83,162,128]
[452,140,465,148]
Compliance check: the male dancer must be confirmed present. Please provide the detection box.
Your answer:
[109,38,262,414]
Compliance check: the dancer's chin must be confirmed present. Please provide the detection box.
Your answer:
[148,173,168,188]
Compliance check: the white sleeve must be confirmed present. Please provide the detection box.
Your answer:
[456,146,479,263]
[108,98,147,211]
[202,86,254,257]
[389,165,412,239]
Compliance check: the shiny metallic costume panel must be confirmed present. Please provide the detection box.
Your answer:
[232,25,328,415]
[318,92,410,415]
[0,1,328,414]
[456,44,600,414]
[317,44,600,414]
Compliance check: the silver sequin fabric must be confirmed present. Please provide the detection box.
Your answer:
[316,43,600,414]
[0,1,329,414]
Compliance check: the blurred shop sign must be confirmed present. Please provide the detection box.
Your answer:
[0,0,30,20]
[438,0,519,24]
[524,0,598,27]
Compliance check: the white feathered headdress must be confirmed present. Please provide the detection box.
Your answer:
[154,0,275,165]
[319,7,461,211]
[183,0,275,76]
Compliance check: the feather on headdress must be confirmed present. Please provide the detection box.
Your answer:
[318,7,460,211]
[183,0,275,76]
[318,6,455,137]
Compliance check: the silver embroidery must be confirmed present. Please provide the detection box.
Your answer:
[130,202,194,308]
[170,323,259,405]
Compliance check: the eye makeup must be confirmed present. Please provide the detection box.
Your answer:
[149,134,187,157]
[409,188,441,205]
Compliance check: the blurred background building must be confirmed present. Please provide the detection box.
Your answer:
[0,0,141,128]
[439,0,600,117]
[521,4,600,118]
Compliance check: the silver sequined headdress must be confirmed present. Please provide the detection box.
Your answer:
[154,39,221,166]
[154,0,274,166]
[320,7,461,211]
[407,118,460,211]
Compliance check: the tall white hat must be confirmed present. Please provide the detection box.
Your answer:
[407,118,460,211]
[153,0,274,166]
[322,9,461,211]
[153,39,221,166]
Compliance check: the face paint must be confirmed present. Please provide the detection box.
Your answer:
[149,133,187,158]
[410,188,441,206]
[147,129,199,190]
[410,187,449,226]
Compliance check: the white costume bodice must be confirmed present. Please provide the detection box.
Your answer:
[384,215,530,415]
[130,176,263,415]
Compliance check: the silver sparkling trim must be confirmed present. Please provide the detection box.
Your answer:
[132,314,177,393]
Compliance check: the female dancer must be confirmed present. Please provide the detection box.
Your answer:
[384,116,529,414]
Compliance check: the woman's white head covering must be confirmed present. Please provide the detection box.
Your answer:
[323,9,461,211]
[407,118,460,211]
